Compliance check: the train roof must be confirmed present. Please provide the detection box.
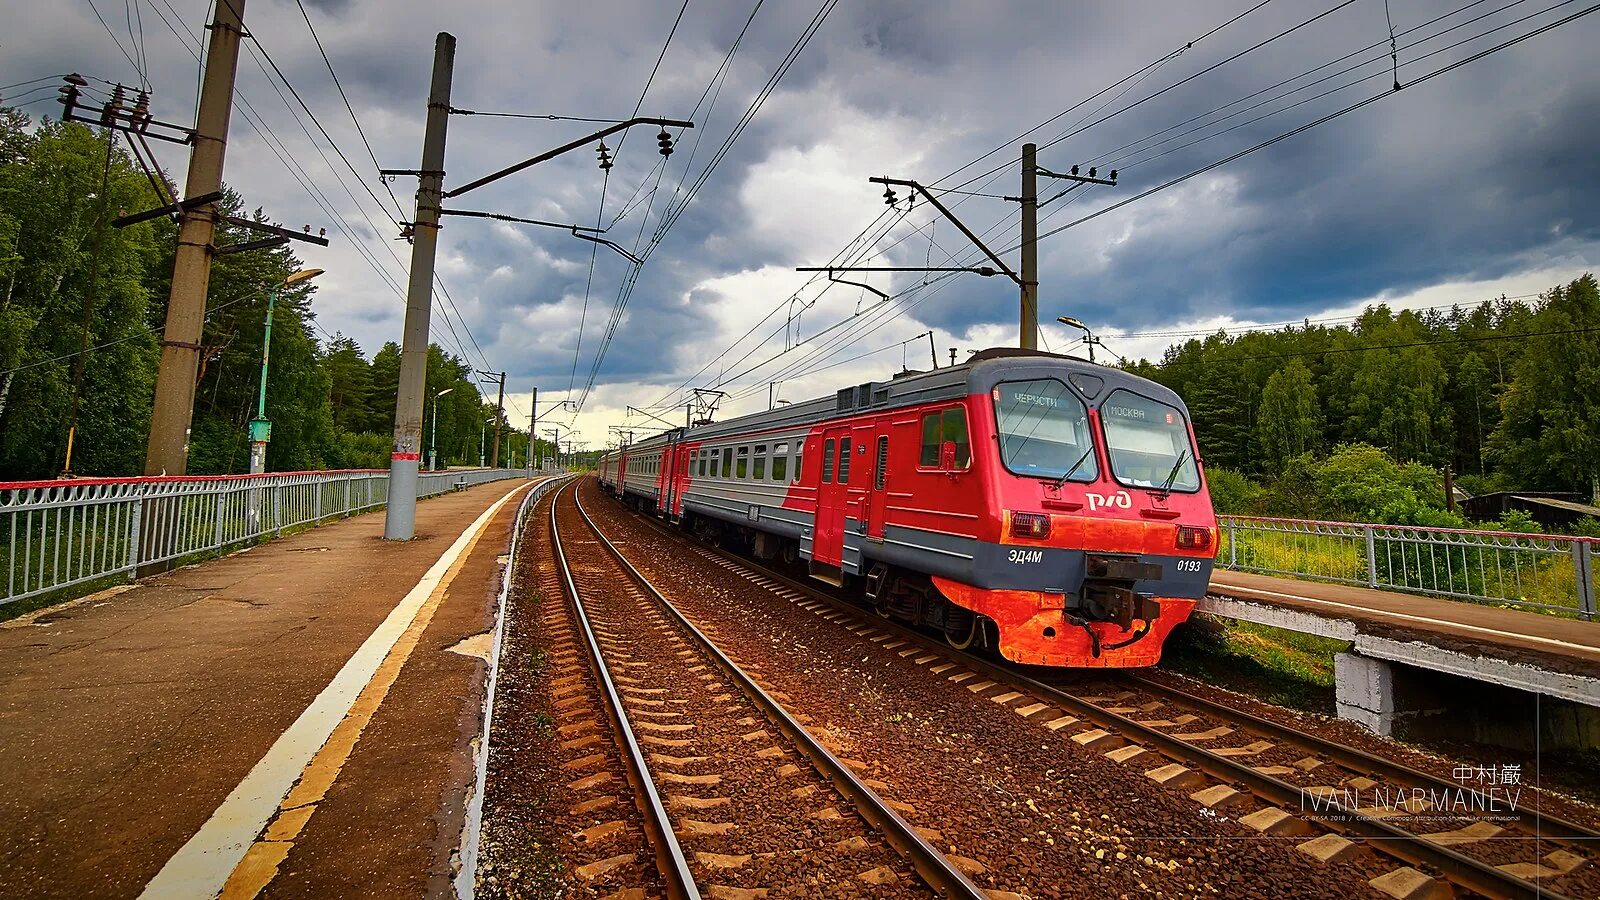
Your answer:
[607,349,1182,455]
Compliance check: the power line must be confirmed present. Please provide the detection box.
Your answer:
[1018,1,1600,250]
[293,0,407,219]
[931,0,1281,193]
[1081,0,1510,169]
[564,0,692,397]
[143,0,486,375]
[240,24,407,223]
[85,0,144,80]
[0,74,66,92]
[946,0,1355,194]
[698,0,1306,396]
[0,287,266,378]
[575,0,839,411]
[234,13,495,376]
[1101,0,1570,175]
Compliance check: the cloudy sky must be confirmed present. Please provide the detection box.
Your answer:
[5,0,1597,451]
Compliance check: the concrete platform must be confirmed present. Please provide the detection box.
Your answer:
[0,476,550,899]
[1201,570,1600,747]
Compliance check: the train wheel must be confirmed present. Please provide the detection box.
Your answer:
[943,604,978,650]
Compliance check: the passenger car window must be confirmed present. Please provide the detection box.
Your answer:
[771,443,788,482]
[942,408,971,468]
[736,446,749,479]
[822,439,835,483]
[919,414,941,466]
[721,448,732,478]
[838,440,852,482]
[921,408,970,468]
[753,444,766,480]
[874,436,888,490]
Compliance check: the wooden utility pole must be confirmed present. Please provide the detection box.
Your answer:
[384,32,454,540]
[1019,142,1039,351]
[144,0,246,475]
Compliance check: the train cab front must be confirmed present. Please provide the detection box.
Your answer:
[931,369,1217,668]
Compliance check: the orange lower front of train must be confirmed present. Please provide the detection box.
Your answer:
[931,577,1197,668]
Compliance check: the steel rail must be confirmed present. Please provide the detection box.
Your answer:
[574,488,986,899]
[548,484,700,900]
[614,502,1584,900]
[1118,672,1600,846]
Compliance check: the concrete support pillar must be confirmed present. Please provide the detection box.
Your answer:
[1335,651,1398,736]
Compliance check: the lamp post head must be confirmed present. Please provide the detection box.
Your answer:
[1056,315,1088,331]
[435,387,454,399]
[285,267,324,286]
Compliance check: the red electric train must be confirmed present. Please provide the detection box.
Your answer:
[596,348,1217,668]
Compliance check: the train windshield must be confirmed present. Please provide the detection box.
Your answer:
[992,379,1098,482]
[1100,389,1201,492]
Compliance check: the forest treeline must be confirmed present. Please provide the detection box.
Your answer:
[1128,273,1600,528]
[0,111,542,480]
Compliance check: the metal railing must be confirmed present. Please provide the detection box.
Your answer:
[1218,515,1598,620]
[1,467,531,608]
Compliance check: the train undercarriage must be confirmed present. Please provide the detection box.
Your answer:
[604,488,1185,667]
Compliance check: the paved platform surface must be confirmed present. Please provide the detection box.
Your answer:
[1206,569,1600,682]
[0,477,541,899]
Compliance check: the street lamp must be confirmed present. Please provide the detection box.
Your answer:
[479,413,497,468]
[1056,315,1098,364]
[249,268,323,474]
[429,387,454,471]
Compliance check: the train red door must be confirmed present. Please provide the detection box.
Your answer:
[810,426,850,583]
[658,441,673,514]
[866,431,889,540]
[671,446,689,517]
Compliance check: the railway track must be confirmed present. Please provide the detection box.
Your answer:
[545,482,985,898]
[603,489,1598,900]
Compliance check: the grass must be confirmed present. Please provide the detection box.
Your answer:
[1222,529,1591,618]
[1160,619,1348,715]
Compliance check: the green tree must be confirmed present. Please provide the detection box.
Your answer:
[0,113,166,478]
[1256,360,1320,470]
[1489,275,1600,495]
[1454,350,1492,475]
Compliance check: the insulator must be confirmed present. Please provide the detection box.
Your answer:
[65,72,88,87]
[882,186,897,206]
[1108,169,1117,181]
[1088,167,1097,178]
[102,84,125,125]
[657,129,673,157]
[1071,164,1079,176]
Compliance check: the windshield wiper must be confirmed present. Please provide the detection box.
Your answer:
[1052,448,1094,489]
[1156,448,1190,498]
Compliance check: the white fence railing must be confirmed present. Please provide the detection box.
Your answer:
[1217,515,1597,620]
[1,467,533,608]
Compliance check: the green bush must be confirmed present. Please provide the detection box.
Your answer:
[1205,466,1260,515]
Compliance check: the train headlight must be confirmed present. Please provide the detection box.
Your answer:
[1010,512,1052,540]
[1175,525,1211,550]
